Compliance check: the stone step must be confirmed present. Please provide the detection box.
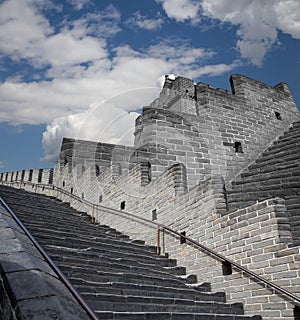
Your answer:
[73,282,225,302]
[257,146,300,164]
[83,293,244,314]
[70,277,213,296]
[44,246,177,268]
[239,163,299,181]
[39,239,173,269]
[26,226,157,255]
[11,212,132,240]
[64,269,197,288]
[56,259,186,280]
[96,312,262,320]
[61,256,185,276]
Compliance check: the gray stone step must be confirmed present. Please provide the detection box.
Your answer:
[95,311,262,320]
[73,282,225,302]
[27,227,157,254]
[84,293,244,314]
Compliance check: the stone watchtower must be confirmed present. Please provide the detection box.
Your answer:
[132,74,299,188]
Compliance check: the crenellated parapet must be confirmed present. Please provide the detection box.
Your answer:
[0,168,53,185]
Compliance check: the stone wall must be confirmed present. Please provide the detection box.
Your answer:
[0,168,53,186]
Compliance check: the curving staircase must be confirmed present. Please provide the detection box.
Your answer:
[0,185,262,320]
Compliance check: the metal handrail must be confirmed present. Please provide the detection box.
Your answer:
[0,186,99,320]
[1,179,300,305]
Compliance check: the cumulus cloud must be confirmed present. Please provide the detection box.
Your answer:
[158,0,300,66]
[201,0,280,66]
[157,0,201,23]
[202,0,300,66]
[0,0,108,69]
[126,11,164,30]
[42,97,143,162]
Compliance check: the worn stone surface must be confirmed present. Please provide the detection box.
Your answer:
[0,202,91,320]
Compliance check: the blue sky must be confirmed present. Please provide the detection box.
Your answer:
[0,0,300,172]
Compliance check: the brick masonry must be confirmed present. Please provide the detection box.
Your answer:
[1,74,300,319]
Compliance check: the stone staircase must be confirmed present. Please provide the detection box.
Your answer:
[227,120,300,245]
[0,185,262,320]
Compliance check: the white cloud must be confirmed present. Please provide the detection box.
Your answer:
[0,161,5,169]
[41,107,138,163]
[274,1,300,39]
[0,0,110,69]
[201,0,300,66]
[157,0,300,66]
[0,0,53,62]
[189,62,238,78]
[66,5,121,38]
[126,11,164,30]
[147,40,215,63]
[67,0,91,10]
[157,0,201,23]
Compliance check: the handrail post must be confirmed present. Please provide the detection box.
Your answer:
[156,226,161,255]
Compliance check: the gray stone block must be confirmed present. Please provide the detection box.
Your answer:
[16,296,89,320]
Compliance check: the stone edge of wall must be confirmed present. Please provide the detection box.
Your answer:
[0,199,89,320]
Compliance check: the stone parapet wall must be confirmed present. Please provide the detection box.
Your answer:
[0,168,53,185]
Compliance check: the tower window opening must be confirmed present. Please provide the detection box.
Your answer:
[180,231,186,244]
[48,169,54,184]
[70,188,73,194]
[275,111,282,120]
[222,261,232,276]
[234,141,243,153]
[152,209,157,221]
[95,165,100,176]
[147,161,152,182]
[99,195,103,203]
[120,201,126,210]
